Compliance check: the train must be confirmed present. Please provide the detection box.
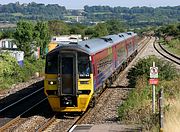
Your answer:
[44,32,139,112]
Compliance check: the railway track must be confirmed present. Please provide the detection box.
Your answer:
[0,87,49,131]
[153,40,180,65]
[39,36,153,132]
[36,115,56,131]
[35,36,151,132]
[0,87,44,113]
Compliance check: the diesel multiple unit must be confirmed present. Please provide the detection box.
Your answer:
[44,32,138,112]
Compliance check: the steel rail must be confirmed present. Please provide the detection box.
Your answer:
[0,87,44,113]
[159,42,180,60]
[36,115,56,132]
[153,40,180,65]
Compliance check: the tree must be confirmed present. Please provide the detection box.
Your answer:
[34,21,50,57]
[84,27,95,38]
[92,23,108,37]
[48,20,69,36]
[1,30,14,39]
[165,24,178,36]
[14,21,34,57]
[106,20,126,34]
[69,24,85,35]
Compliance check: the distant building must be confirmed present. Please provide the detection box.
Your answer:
[0,39,24,66]
[0,39,17,50]
[1,50,24,67]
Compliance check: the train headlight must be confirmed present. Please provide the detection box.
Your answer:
[48,81,57,85]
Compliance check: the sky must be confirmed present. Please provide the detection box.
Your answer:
[0,0,180,9]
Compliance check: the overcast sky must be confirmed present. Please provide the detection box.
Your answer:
[0,0,180,9]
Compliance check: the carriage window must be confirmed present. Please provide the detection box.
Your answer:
[78,53,91,78]
[97,53,112,74]
[45,52,58,74]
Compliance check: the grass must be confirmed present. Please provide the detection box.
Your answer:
[161,38,180,56]
[164,45,180,56]
[118,56,180,131]
[118,76,159,130]
[164,98,180,131]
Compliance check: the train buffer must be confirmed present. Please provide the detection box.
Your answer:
[69,124,142,132]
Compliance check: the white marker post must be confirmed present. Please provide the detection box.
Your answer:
[149,62,158,114]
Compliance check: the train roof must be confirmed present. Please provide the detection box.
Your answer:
[48,32,137,55]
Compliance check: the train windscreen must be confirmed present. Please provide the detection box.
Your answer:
[78,53,91,78]
[45,51,58,74]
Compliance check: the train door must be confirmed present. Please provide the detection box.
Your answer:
[58,52,77,96]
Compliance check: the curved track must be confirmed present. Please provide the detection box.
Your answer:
[153,40,180,65]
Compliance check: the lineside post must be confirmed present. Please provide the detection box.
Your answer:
[152,62,156,113]
[159,88,163,132]
[149,61,158,114]
[152,84,155,113]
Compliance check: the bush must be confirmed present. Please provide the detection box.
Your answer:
[0,53,20,88]
[127,55,178,87]
[0,53,45,89]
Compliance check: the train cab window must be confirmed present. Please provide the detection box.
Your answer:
[45,52,58,74]
[78,53,91,78]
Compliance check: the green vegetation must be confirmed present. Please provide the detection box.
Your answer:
[14,21,35,57]
[118,56,179,131]
[13,21,50,57]
[155,23,180,56]
[0,2,66,22]
[165,39,180,56]
[84,5,180,27]
[34,21,50,56]
[0,2,179,28]
[92,23,108,37]
[46,19,127,38]
[48,20,70,36]
[0,53,45,89]
[0,21,49,90]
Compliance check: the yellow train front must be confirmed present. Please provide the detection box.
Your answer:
[44,45,94,112]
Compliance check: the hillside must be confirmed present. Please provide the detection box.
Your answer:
[84,6,180,27]
[0,2,66,22]
[0,2,179,28]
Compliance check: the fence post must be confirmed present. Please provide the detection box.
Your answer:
[159,89,163,132]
